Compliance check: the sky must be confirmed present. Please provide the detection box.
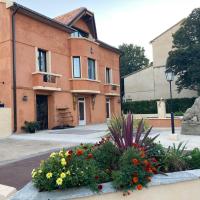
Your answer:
[15,0,200,61]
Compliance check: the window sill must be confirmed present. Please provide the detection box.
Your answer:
[68,37,99,45]
[104,83,120,87]
[69,78,101,83]
[32,71,62,77]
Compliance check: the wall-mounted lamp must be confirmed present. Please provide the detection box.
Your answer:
[90,47,94,55]
[73,94,77,110]
[91,94,96,110]
[22,95,28,102]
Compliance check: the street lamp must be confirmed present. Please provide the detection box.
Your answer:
[165,70,175,134]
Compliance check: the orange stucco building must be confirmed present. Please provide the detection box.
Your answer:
[0,1,121,132]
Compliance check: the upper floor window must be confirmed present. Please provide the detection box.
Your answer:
[38,49,47,72]
[71,29,89,38]
[105,67,112,84]
[72,56,81,78]
[88,58,96,80]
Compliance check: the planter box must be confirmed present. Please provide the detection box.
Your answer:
[11,169,200,200]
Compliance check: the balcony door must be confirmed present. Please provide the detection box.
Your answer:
[36,95,48,130]
[78,97,86,126]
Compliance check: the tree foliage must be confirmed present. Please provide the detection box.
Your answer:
[166,8,200,93]
[119,44,149,77]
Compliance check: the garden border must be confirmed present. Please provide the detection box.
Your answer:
[11,169,200,200]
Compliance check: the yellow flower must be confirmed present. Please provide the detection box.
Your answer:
[32,172,37,178]
[46,172,53,179]
[38,170,42,174]
[56,178,63,186]
[61,158,67,166]
[60,172,66,179]
[31,169,36,175]
[59,150,64,157]
[50,152,56,158]
[66,170,71,176]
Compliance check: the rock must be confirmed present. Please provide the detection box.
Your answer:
[181,121,200,135]
[181,97,200,135]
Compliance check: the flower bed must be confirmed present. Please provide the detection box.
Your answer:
[12,114,200,199]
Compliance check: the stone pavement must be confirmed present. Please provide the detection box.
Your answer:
[151,127,200,150]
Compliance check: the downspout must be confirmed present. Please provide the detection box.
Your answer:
[12,5,19,133]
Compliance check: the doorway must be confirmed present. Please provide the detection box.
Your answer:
[78,97,86,125]
[36,95,48,130]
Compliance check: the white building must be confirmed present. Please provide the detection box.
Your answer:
[124,19,197,101]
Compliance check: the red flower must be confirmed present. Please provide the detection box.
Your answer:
[136,184,143,190]
[68,150,73,155]
[98,184,103,190]
[95,176,99,180]
[146,167,153,173]
[152,167,157,174]
[152,158,157,163]
[87,153,93,159]
[132,158,139,166]
[132,143,139,148]
[76,149,83,156]
[132,177,139,183]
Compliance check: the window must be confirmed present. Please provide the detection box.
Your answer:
[73,57,81,78]
[71,29,89,38]
[106,98,111,119]
[106,68,112,84]
[88,58,96,80]
[38,49,47,72]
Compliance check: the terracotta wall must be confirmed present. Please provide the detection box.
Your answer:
[0,3,121,132]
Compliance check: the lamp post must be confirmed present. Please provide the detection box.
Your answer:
[165,70,175,134]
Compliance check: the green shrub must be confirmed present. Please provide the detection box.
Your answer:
[22,121,40,133]
[93,141,120,171]
[185,148,200,170]
[122,98,195,114]
[112,147,157,191]
[161,142,188,172]
[32,146,109,192]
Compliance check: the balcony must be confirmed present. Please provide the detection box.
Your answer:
[104,84,120,96]
[32,72,62,91]
[70,79,101,94]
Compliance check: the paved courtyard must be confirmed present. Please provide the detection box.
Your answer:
[1,124,200,192]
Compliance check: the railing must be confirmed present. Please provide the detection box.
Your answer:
[32,72,62,91]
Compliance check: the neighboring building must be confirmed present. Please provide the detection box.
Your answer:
[124,19,197,101]
[0,1,121,132]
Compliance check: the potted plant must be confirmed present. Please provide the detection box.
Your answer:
[22,121,40,133]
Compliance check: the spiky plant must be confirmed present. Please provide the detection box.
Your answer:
[107,113,159,152]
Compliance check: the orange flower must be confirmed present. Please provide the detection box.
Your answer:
[132,158,139,166]
[140,151,145,158]
[143,160,149,166]
[136,184,143,190]
[132,177,139,183]
[76,149,83,156]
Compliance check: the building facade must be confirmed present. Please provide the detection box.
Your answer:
[124,19,197,101]
[0,1,121,132]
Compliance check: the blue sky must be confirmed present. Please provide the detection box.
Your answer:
[15,0,199,61]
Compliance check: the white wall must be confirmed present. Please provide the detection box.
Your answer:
[0,108,12,138]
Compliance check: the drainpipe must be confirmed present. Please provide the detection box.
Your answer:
[12,5,19,133]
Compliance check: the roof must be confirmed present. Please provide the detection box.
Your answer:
[54,7,86,25]
[3,1,120,54]
[150,18,185,44]
[11,2,74,33]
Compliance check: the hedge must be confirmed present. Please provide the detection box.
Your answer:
[122,97,196,114]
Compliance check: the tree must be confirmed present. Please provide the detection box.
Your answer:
[119,44,149,77]
[166,8,200,94]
